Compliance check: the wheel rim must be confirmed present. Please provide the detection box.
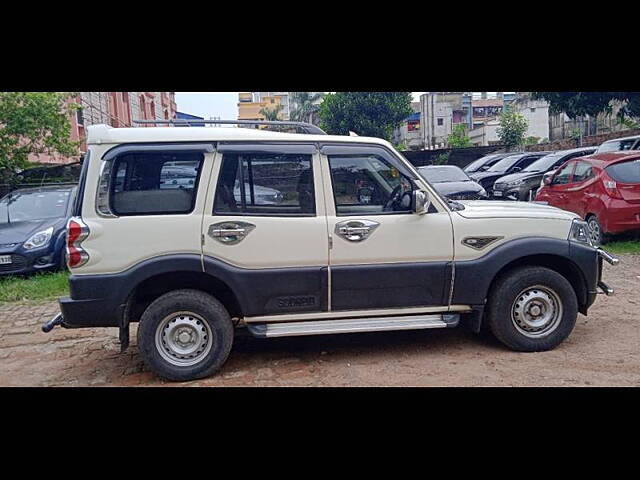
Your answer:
[155,311,213,367]
[588,218,601,246]
[511,285,563,338]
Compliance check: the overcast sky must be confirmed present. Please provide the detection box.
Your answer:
[174,92,507,121]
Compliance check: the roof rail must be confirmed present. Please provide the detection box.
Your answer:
[133,119,327,135]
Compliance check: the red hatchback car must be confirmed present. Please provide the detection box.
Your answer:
[535,151,640,245]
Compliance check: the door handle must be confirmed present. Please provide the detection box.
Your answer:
[208,221,255,245]
[335,220,380,242]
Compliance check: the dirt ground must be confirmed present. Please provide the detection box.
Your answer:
[1,255,638,387]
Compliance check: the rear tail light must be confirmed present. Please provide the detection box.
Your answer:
[601,171,624,199]
[66,217,90,268]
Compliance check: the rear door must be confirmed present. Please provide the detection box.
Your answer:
[201,143,329,318]
[319,144,454,312]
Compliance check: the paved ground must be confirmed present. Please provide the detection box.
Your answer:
[1,255,638,387]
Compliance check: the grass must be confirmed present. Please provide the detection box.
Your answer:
[0,271,70,303]
[605,240,640,255]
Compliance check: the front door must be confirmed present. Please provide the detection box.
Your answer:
[201,143,329,318]
[547,160,577,211]
[319,144,454,312]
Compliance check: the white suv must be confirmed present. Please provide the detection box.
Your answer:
[43,121,618,381]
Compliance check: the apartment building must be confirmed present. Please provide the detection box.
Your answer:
[237,92,288,124]
[33,92,177,164]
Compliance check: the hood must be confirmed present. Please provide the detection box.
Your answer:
[495,171,544,185]
[454,200,579,221]
[469,170,505,181]
[0,219,63,245]
[434,181,484,196]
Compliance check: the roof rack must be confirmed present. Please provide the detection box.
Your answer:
[133,119,327,135]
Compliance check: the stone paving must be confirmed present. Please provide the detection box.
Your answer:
[0,255,638,386]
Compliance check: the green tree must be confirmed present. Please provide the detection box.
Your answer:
[524,136,541,146]
[290,92,325,124]
[0,92,80,184]
[447,124,472,148]
[497,107,529,150]
[433,152,450,165]
[531,92,640,119]
[318,92,413,141]
[259,104,284,121]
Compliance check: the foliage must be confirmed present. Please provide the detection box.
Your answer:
[531,92,640,120]
[497,106,529,150]
[0,92,80,185]
[606,240,640,255]
[0,271,69,303]
[447,124,472,148]
[394,141,408,151]
[433,152,450,165]
[259,104,284,121]
[290,92,325,124]
[318,92,413,141]
[524,136,541,146]
[619,117,640,129]
[569,128,583,141]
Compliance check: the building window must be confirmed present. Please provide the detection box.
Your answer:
[122,92,128,103]
[437,118,444,126]
[530,108,536,113]
[139,96,146,119]
[149,101,156,119]
[76,108,84,126]
[407,121,420,132]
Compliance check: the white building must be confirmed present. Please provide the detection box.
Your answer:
[514,97,550,142]
[468,119,501,146]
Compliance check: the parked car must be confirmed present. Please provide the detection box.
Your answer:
[469,152,551,195]
[595,135,640,154]
[492,147,596,201]
[42,122,618,382]
[463,152,518,174]
[535,151,640,245]
[0,185,76,276]
[418,165,487,200]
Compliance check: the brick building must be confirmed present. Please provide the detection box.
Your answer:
[33,92,177,165]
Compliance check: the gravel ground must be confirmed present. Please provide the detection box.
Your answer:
[0,255,638,387]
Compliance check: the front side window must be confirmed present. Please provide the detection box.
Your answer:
[214,152,314,216]
[552,162,575,185]
[329,154,413,216]
[110,152,203,215]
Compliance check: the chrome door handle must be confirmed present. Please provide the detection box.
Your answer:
[335,220,380,242]
[208,221,255,245]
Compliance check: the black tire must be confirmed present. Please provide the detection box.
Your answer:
[57,248,68,272]
[137,289,234,381]
[586,214,607,246]
[486,266,578,352]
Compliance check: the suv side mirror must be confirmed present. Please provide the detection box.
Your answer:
[414,190,430,215]
[512,166,522,172]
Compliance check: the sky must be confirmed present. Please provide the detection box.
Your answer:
[174,92,508,121]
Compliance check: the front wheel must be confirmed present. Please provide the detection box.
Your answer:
[486,266,578,352]
[137,289,234,381]
[586,214,607,246]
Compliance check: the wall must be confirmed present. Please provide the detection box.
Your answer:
[525,127,640,152]
[515,99,549,140]
[401,145,504,169]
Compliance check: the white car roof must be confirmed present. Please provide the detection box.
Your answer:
[86,124,392,148]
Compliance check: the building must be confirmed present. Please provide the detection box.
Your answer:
[392,102,422,150]
[176,111,205,127]
[237,92,287,125]
[31,92,177,165]
[420,92,474,149]
[512,96,550,142]
[468,119,502,146]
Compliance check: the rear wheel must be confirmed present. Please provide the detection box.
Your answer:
[486,266,578,352]
[137,289,234,381]
[586,214,606,246]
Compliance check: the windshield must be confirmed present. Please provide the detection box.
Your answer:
[523,153,564,172]
[487,154,523,172]
[419,166,469,183]
[598,139,638,153]
[0,190,71,224]
[464,154,500,172]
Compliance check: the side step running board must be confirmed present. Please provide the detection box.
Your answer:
[247,313,460,338]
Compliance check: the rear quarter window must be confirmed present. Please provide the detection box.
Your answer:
[606,159,640,183]
[109,152,204,215]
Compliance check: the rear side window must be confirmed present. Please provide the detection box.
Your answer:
[598,139,637,153]
[606,159,640,183]
[110,152,204,215]
[552,162,575,185]
[214,152,315,216]
[572,161,594,183]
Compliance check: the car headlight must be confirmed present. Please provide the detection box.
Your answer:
[568,219,592,246]
[507,179,524,187]
[23,227,54,250]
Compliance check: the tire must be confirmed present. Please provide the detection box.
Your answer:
[137,289,234,381]
[486,266,578,352]
[586,214,607,246]
[57,248,68,272]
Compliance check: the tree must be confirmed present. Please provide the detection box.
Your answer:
[318,92,413,141]
[524,136,541,146]
[497,107,529,150]
[447,124,472,148]
[290,92,325,124]
[0,92,80,184]
[531,92,640,119]
[259,104,284,121]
